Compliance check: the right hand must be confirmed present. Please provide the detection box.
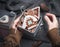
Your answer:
[44,13,58,30]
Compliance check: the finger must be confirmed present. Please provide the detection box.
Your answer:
[44,16,51,25]
[15,17,20,22]
[12,16,20,29]
[46,13,57,21]
[12,21,16,29]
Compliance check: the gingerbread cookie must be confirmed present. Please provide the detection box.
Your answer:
[19,6,40,33]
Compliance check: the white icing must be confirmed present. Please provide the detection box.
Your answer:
[22,15,38,29]
[32,6,40,19]
[28,25,37,30]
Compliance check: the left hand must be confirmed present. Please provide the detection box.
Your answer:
[12,16,20,30]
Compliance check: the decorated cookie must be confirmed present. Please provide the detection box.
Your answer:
[19,6,40,33]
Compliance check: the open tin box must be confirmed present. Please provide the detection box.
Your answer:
[17,6,43,38]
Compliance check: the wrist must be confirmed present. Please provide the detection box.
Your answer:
[49,27,58,31]
[49,24,58,31]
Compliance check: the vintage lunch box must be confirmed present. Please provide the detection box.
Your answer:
[17,6,44,39]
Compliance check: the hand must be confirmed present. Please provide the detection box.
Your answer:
[44,13,58,30]
[4,16,22,47]
[12,16,20,30]
[11,16,21,34]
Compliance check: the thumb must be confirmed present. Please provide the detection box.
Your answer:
[44,16,51,25]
